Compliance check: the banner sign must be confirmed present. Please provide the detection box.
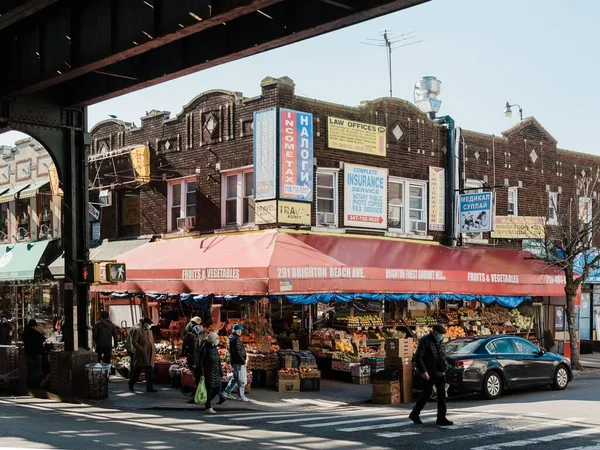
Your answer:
[253,109,277,201]
[344,164,388,229]
[428,167,445,231]
[328,117,386,156]
[279,108,313,202]
[130,145,151,184]
[255,200,277,225]
[491,216,545,239]
[278,200,311,225]
[459,192,493,233]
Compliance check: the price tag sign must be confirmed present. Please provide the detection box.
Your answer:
[292,340,300,352]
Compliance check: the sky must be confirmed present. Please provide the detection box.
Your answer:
[1,0,597,154]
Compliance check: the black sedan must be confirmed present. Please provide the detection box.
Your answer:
[442,335,572,399]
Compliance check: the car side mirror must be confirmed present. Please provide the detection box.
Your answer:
[537,348,546,356]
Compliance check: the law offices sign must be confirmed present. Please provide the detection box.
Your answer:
[458,192,493,233]
[279,108,313,202]
[344,163,388,229]
[253,108,277,201]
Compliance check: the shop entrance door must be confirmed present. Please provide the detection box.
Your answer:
[580,293,591,340]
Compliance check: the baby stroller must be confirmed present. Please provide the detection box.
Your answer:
[180,368,197,398]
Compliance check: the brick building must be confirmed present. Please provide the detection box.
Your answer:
[90,75,600,250]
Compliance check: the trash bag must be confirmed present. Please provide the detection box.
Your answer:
[194,379,207,404]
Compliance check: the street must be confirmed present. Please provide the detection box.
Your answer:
[1,376,600,450]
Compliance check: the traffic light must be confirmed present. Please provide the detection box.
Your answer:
[106,263,126,282]
[81,262,100,283]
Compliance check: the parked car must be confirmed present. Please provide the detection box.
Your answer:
[440,335,572,399]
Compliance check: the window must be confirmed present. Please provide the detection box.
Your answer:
[486,339,516,354]
[120,190,141,237]
[507,187,518,216]
[0,203,7,240]
[548,192,559,223]
[221,169,254,227]
[38,193,52,239]
[388,178,427,233]
[513,338,539,355]
[168,177,197,232]
[17,198,30,240]
[316,169,338,227]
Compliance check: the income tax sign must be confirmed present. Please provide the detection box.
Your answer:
[344,164,388,229]
[279,108,314,202]
[459,192,493,233]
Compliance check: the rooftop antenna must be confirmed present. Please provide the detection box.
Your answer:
[360,30,424,98]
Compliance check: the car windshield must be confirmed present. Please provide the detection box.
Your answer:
[445,339,481,355]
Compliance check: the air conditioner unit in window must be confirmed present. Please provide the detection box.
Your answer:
[177,216,196,230]
[98,189,112,207]
[317,212,336,227]
[410,220,427,233]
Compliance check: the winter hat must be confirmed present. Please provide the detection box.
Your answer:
[191,316,202,324]
[432,324,447,334]
[206,333,219,344]
[233,323,244,332]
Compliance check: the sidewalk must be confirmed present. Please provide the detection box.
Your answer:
[580,352,600,369]
[86,376,372,412]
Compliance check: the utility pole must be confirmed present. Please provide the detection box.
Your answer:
[360,30,423,98]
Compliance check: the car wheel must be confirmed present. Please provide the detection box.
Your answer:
[482,372,503,400]
[552,365,569,390]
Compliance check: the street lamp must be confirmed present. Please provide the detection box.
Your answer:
[503,102,523,121]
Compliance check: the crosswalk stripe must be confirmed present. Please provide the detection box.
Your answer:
[336,412,488,433]
[222,407,357,419]
[377,431,420,438]
[561,446,600,450]
[302,414,410,428]
[470,426,600,450]
[268,414,367,425]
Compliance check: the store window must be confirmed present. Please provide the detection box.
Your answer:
[221,168,254,227]
[507,187,518,216]
[548,191,559,224]
[168,178,197,232]
[316,169,338,227]
[0,203,8,241]
[120,190,141,237]
[17,198,30,240]
[388,178,427,233]
[38,192,53,239]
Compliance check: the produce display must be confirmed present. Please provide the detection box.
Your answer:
[335,315,384,328]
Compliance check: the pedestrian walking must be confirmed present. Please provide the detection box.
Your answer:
[22,319,46,388]
[409,323,453,426]
[129,317,157,393]
[181,324,203,368]
[92,311,118,364]
[196,332,226,413]
[0,314,13,345]
[184,316,202,335]
[125,318,142,382]
[222,323,249,402]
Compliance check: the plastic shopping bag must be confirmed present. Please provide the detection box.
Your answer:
[194,379,207,404]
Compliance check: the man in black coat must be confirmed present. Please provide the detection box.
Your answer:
[222,323,249,402]
[22,319,46,388]
[0,314,12,345]
[410,324,453,426]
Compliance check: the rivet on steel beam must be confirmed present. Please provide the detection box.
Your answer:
[142,30,153,40]
[189,12,202,21]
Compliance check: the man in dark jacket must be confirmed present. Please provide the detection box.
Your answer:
[0,314,13,345]
[222,323,249,402]
[22,319,46,388]
[181,324,203,367]
[196,332,226,413]
[92,311,119,364]
[410,324,453,426]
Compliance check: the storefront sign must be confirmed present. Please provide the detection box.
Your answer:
[491,216,545,239]
[523,239,552,260]
[181,268,241,280]
[121,195,140,226]
[48,163,63,196]
[130,145,151,184]
[428,167,445,231]
[279,108,313,202]
[255,200,277,225]
[91,222,101,241]
[555,306,565,331]
[279,200,311,225]
[343,164,388,229]
[88,203,100,221]
[459,192,493,233]
[327,117,386,156]
[253,109,277,201]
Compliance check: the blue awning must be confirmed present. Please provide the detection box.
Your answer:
[573,250,600,283]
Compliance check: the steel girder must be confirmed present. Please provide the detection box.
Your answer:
[0,0,429,106]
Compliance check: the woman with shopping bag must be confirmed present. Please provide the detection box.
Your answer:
[194,332,226,413]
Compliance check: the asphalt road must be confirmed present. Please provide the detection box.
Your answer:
[1,377,600,450]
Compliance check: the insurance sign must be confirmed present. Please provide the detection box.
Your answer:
[344,164,388,229]
[279,108,314,202]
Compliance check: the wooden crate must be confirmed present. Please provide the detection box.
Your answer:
[385,338,414,358]
[372,380,400,395]
[276,378,300,392]
[352,376,371,385]
[372,392,401,405]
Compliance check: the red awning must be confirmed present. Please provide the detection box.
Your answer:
[92,231,348,295]
[266,233,568,297]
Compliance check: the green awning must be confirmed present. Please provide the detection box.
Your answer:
[0,240,53,281]
[0,184,28,204]
[19,181,49,199]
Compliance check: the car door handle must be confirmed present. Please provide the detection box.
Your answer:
[497,356,504,360]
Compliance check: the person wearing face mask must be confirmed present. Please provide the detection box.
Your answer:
[409,323,453,426]
[196,332,226,413]
[222,323,249,402]
[0,314,13,345]
[129,317,157,393]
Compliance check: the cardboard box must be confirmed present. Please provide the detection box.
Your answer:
[331,359,359,372]
[372,380,400,396]
[352,376,371,385]
[385,338,414,358]
[372,393,401,405]
[277,378,300,393]
[351,365,371,377]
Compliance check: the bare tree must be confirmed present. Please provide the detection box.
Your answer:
[540,169,600,370]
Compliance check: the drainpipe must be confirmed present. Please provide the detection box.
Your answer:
[435,115,456,247]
